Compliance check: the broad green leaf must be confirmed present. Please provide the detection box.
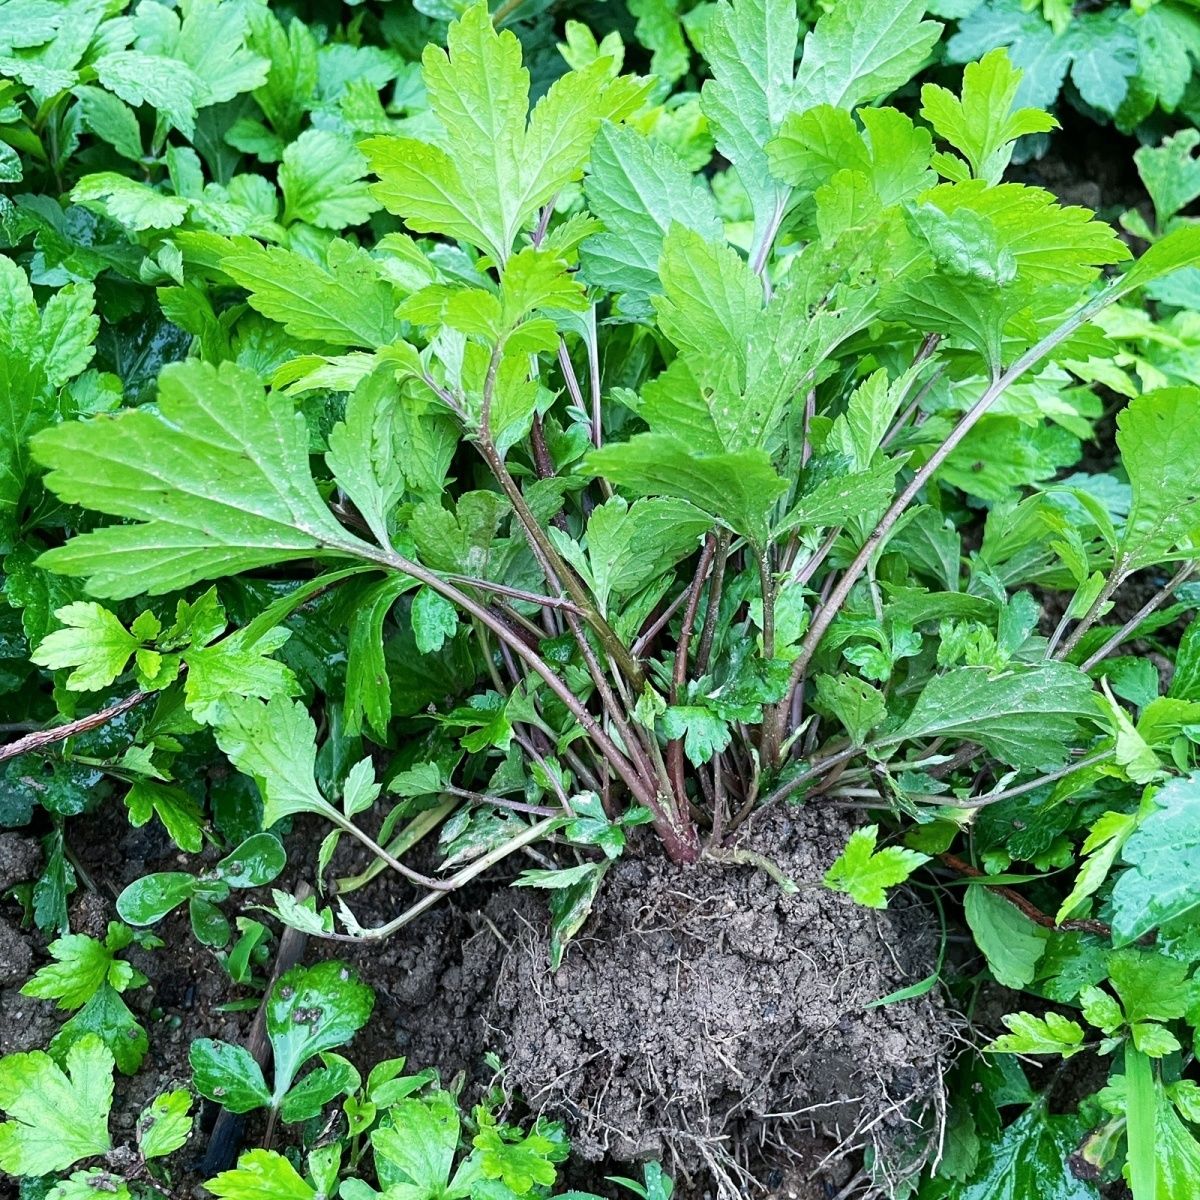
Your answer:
[587,434,787,546]
[580,123,722,313]
[93,50,202,138]
[1112,774,1200,945]
[49,984,147,1077]
[1117,223,1200,296]
[116,873,200,927]
[183,627,298,725]
[1153,1091,1200,1200]
[0,1036,113,1176]
[963,884,1047,990]
[791,0,942,114]
[1114,388,1200,578]
[189,1040,271,1114]
[372,1092,459,1196]
[823,824,929,908]
[572,495,710,615]
[812,675,886,746]
[216,834,287,889]
[1134,130,1200,230]
[411,586,458,655]
[21,930,131,1010]
[204,1149,315,1200]
[660,706,731,767]
[950,1101,1097,1200]
[33,360,373,599]
[280,129,378,230]
[364,3,646,263]
[71,173,189,232]
[221,240,403,348]
[31,602,137,691]
[266,962,374,1102]
[920,48,1057,185]
[212,697,339,828]
[886,663,1096,771]
[137,1090,193,1161]
[985,1011,1085,1058]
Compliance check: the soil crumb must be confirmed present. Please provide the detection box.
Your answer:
[490,807,954,1198]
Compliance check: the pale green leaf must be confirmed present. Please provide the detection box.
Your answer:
[0,1036,112,1176]
[137,1090,193,1161]
[33,360,372,599]
[31,602,137,691]
[280,129,378,230]
[985,1011,1085,1058]
[823,825,929,908]
[204,1149,315,1200]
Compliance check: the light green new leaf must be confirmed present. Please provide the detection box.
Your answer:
[661,706,731,766]
[587,434,787,546]
[280,129,379,230]
[411,586,458,655]
[21,929,132,1010]
[580,123,722,312]
[183,627,299,725]
[963,884,1047,989]
[125,782,204,855]
[365,3,645,263]
[0,1036,112,1176]
[1114,388,1200,578]
[985,1011,1085,1058]
[372,1092,459,1196]
[1133,129,1200,230]
[1153,1091,1200,1200]
[812,675,886,746]
[33,360,373,599]
[1110,773,1200,946]
[212,697,339,828]
[1055,810,1137,925]
[204,1149,315,1200]
[886,663,1096,771]
[31,602,138,691]
[326,370,408,549]
[93,50,202,137]
[222,240,402,348]
[700,0,797,247]
[823,825,929,908]
[920,49,1057,185]
[71,173,189,232]
[792,0,942,114]
[136,1090,193,1161]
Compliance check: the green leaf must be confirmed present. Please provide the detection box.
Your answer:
[33,360,372,599]
[985,1011,1085,1058]
[587,435,786,546]
[216,834,287,889]
[124,781,204,855]
[412,586,458,655]
[580,123,722,313]
[137,1089,193,1161]
[213,697,339,828]
[1108,948,1190,1025]
[1111,773,1200,945]
[326,371,408,550]
[266,961,374,1103]
[1134,130,1200,230]
[279,1053,360,1124]
[791,0,942,114]
[372,1092,459,1195]
[364,2,646,263]
[204,1149,315,1200]
[116,872,199,927]
[0,1035,113,1176]
[1152,1090,1200,1200]
[183,627,299,725]
[280,129,378,230]
[1114,388,1200,578]
[21,930,130,1009]
[964,885,1049,991]
[474,1116,561,1193]
[812,675,886,746]
[886,663,1096,771]
[189,1039,271,1114]
[71,173,188,232]
[1055,810,1136,925]
[823,824,929,909]
[49,984,148,1077]
[1118,224,1200,296]
[221,240,403,349]
[93,50,202,138]
[660,706,731,767]
[30,602,137,691]
[920,48,1057,185]
[950,1101,1098,1200]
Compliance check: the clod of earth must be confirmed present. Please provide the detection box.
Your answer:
[491,808,954,1198]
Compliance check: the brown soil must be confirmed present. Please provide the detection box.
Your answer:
[490,807,952,1199]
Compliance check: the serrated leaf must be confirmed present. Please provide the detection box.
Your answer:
[280,129,378,230]
[31,602,137,691]
[1114,387,1200,578]
[886,663,1096,771]
[205,1149,315,1200]
[137,1089,192,1161]
[0,1036,112,1175]
[985,1011,1085,1057]
[365,3,646,263]
[49,984,147,1077]
[33,360,373,599]
[823,825,929,908]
